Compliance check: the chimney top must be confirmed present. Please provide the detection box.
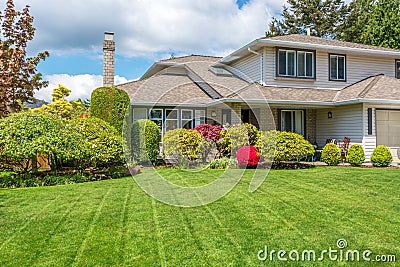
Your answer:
[104,32,114,41]
[306,25,311,36]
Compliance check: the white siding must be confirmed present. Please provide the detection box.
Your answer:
[262,47,395,89]
[231,53,260,83]
[316,104,363,147]
[363,103,400,162]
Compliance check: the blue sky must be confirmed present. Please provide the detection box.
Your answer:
[5,0,286,101]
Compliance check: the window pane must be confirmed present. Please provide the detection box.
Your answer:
[287,51,295,76]
[166,109,177,119]
[298,52,305,77]
[338,56,345,80]
[182,110,192,120]
[195,110,205,126]
[182,120,192,129]
[282,111,292,132]
[294,111,304,135]
[330,56,338,80]
[397,61,400,78]
[166,120,178,131]
[306,53,313,77]
[150,109,162,119]
[278,50,287,75]
[133,108,147,121]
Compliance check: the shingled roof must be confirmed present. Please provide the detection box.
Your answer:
[263,34,400,53]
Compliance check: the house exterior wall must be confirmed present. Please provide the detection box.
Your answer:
[306,110,317,144]
[316,104,364,148]
[230,53,261,83]
[362,103,400,162]
[230,46,396,90]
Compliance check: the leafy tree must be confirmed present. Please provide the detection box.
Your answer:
[336,0,375,43]
[0,0,49,117]
[267,0,349,38]
[31,84,87,119]
[359,0,400,49]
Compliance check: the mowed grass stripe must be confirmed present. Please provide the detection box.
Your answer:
[0,168,399,266]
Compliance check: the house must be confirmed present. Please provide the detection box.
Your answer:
[103,33,400,161]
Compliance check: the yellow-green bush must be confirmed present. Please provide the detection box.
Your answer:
[371,145,393,167]
[322,142,342,166]
[259,130,314,162]
[346,144,365,166]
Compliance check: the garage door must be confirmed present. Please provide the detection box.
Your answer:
[376,110,400,147]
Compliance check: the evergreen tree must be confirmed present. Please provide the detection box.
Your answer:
[360,0,400,49]
[267,0,349,38]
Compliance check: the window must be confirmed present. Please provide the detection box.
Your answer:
[277,48,315,78]
[194,110,206,127]
[149,109,163,129]
[133,108,147,122]
[181,110,193,129]
[281,110,304,135]
[330,54,346,81]
[165,109,178,131]
[396,60,400,79]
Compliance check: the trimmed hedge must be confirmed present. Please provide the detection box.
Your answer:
[346,144,365,166]
[371,145,393,167]
[208,158,237,169]
[131,120,161,163]
[90,86,130,134]
[322,142,342,166]
[259,130,314,162]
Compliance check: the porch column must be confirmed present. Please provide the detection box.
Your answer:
[306,109,317,144]
[259,107,278,131]
[230,103,241,125]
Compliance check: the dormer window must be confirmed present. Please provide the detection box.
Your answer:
[396,60,400,79]
[277,48,315,79]
[329,54,346,81]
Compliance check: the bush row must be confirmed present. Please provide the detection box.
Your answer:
[0,112,124,174]
[321,142,393,167]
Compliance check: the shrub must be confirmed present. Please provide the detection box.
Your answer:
[371,145,393,167]
[90,86,130,134]
[163,128,184,158]
[0,112,79,173]
[208,157,237,169]
[194,124,221,162]
[346,144,365,166]
[71,117,124,168]
[236,146,260,168]
[131,120,161,163]
[194,124,222,142]
[218,123,260,157]
[322,142,342,166]
[259,131,314,162]
[178,129,203,161]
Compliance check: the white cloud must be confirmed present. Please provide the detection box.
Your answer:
[11,0,286,57]
[35,74,129,102]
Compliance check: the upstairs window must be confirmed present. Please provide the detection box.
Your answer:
[277,48,315,78]
[330,54,346,81]
[396,60,400,79]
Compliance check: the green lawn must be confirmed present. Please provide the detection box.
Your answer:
[0,167,399,266]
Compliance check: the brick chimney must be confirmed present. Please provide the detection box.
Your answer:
[103,32,115,87]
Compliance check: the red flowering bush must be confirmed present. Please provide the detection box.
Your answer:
[236,146,260,168]
[194,124,222,142]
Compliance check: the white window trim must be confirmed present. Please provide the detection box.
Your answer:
[278,49,315,78]
[330,54,346,81]
[297,51,314,78]
[194,110,206,127]
[165,109,178,131]
[181,109,193,128]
